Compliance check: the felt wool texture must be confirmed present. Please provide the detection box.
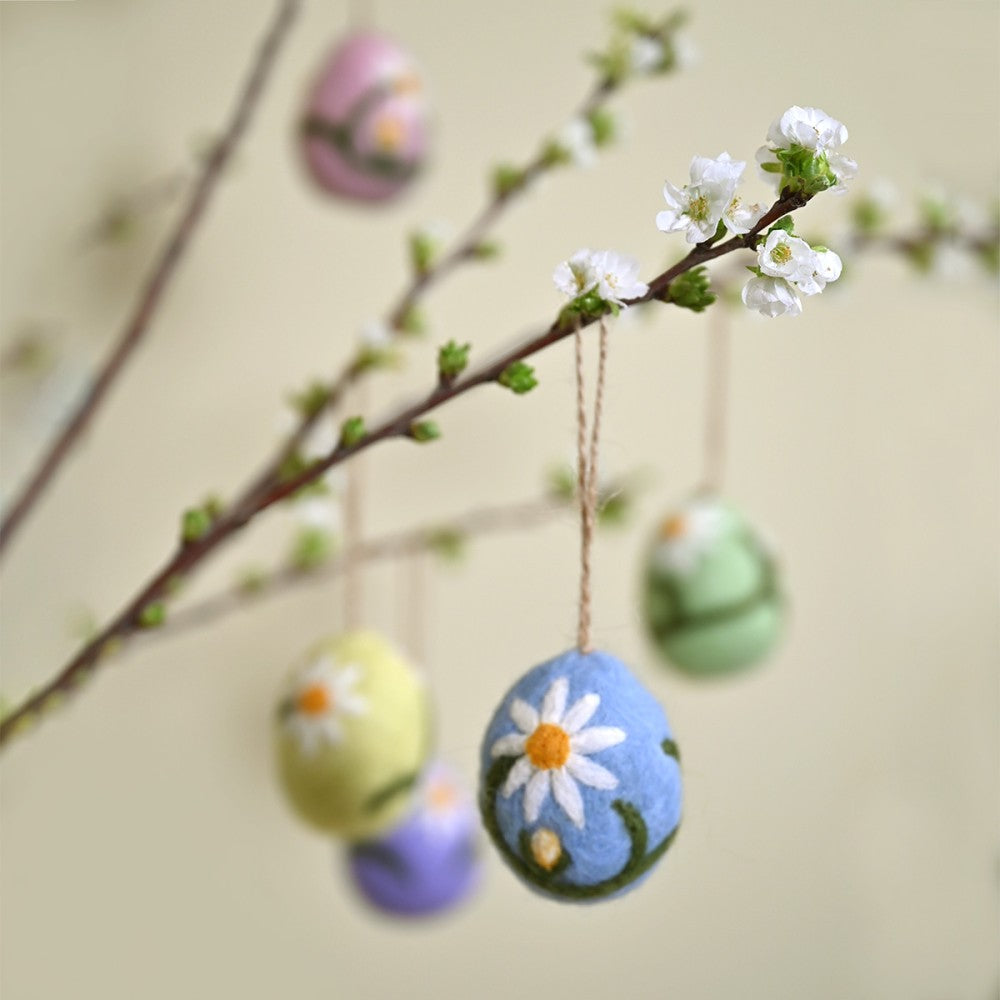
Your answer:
[479,650,682,902]
[299,32,428,201]
[347,761,482,917]
[274,630,431,840]
[643,499,784,677]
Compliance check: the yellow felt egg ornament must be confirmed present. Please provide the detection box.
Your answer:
[274,630,431,840]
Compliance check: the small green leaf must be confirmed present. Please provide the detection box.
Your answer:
[498,361,538,394]
[289,381,331,420]
[181,506,212,544]
[438,340,471,380]
[664,266,716,313]
[409,420,441,443]
[470,240,501,260]
[547,464,577,503]
[492,163,525,198]
[768,215,795,235]
[290,527,332,571]
[408,231,437,277]
[426,527,466,561]
[339,416,366,448]
[138,602,166,628]
[396,305,427,336]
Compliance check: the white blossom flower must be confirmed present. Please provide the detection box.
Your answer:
[553,248,599,299]
[628,35,664,74]
[767,106,848,152]
[295,495,341,532]
[741,274,803,318]
[490,676,626,829]
[812,248,843,287]
[652,499,726,574]
[756,106,855,191]
[359,320,393,351]
[591,249,648,306]
[418,762,473,833]
[554,117,597,168]
[657,152,745,244]
[282,655,368,756]
[722,194,769,236]
[757,230,819,289]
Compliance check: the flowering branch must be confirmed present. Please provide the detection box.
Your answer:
[0,183,814,750]
[0,0,301,559]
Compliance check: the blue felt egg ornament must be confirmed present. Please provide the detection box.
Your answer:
[479,649,682,902]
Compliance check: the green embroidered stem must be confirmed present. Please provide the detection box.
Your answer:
[648,533,781,641]
[363,769,420,815]
[481,742,681,900]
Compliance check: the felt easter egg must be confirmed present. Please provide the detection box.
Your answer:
[300,32,428,201]
[347,761,482,917]
[480,649,682,902]
[274,630,431,840]
[643,496,784,677]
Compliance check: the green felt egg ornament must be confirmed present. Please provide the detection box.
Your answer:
[274,630,431,839]
[642,497,783,677]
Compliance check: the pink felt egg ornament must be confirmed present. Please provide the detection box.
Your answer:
[300,32,428,202]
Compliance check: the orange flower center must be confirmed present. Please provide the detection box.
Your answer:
[660,514,687,540]
[393,72,422,96]
[427,780,457,812]
[525,723,571,770]
[297,684,332,717]
[373,115,405,152]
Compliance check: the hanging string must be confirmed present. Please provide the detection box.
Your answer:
[575,318,611,655]
[406,550,427,667]
[701,305,731,495]
[342,382,367,630]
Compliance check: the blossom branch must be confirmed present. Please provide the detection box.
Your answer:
[155,495,571,639]
[0,0,301,559]
[0,186,812,750]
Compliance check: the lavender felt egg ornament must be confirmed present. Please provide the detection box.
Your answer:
[274,630,431,840]
[299,32,428,202]
[480,649,682,902]
[643,496,784,677]
[347,761,482,917]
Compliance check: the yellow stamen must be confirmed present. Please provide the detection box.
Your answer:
[525,723,571,770]
[770,243,792,265]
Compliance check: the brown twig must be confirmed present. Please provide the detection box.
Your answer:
[0,0,302,559]
[154,495,567,639]
[0,188,811,749]
[240,80,617,498]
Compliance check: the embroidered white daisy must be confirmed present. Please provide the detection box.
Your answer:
[418,762,472,833]
[282,655,368,756]
[490,676,625,830]
[652,499,726,574]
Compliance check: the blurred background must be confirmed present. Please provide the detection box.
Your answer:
[1,1,997,998]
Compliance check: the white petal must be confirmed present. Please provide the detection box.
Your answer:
[339,693,368,716]
[560,693,600,734]
[523,770,551,823]
[490,732,527,758]
[571,725,626,754]
[501,755,534,797]
[540,676,569,724]
[566,753,619,790]
[509,698,539,734]
[551,770,585,829]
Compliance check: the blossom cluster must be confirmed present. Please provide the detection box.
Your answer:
[656,106,853,317]
[553,248,648,309]
[743,230,842,317]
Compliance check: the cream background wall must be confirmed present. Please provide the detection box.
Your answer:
[1,1,997,998]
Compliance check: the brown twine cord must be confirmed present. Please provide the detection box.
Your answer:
[575,318,611,654]
[701,306,731,494]
[343,382,368,630]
